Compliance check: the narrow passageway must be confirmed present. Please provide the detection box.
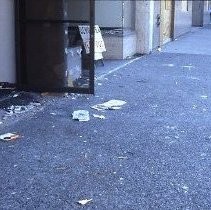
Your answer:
[0,26,211,209]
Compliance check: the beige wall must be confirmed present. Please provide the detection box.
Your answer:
[0,0,16,83]
[174,0,192,38]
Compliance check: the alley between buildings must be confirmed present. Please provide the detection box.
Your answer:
[0,26,211,209]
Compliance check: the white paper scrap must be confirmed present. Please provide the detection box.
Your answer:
[93,114,105,119]
[0,133,20,141]
[77,199,92,205]
[91,100,127,111]
[72,110,90,122]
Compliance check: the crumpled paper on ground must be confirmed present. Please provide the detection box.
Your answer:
[72,110,90,122]
[91,100,127,111]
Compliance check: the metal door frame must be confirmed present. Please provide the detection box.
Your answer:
[15,0,95,94]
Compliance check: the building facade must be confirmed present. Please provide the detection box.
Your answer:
[0,0,210,92]
[192,0,211,26]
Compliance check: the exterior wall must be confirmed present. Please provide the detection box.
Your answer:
[0,0,16,83]
[95,1,123,28]
[95,0,135,29]
[192,0,210,27]
[123,1,135,29]
[135,1,154,54]
[174,0,192,38]
[192,1,204,26]
[203,0,211,25]
[152,1,161,48]
[67,1,90,21]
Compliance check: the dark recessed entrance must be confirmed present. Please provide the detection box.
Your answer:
[15,0,95,94]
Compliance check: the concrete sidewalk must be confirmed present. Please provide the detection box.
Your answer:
[1,26,211,209]
[162,25,211,55]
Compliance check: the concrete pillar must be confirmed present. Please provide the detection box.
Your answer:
[135,0,154,54]
[0,0,16,83]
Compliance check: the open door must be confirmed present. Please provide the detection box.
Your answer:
[160,0,174,45]
[15,0,95,94]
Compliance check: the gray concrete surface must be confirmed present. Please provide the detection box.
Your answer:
[162,25,211,55]
[0,27,211,209]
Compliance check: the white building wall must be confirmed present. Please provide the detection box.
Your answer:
[0,0,16,83]
[174,0,192,38]
[95,1,123,28]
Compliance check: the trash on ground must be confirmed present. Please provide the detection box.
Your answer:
[41,92,68,97]
[13,94,19,98]
[5,102,41,115]
[0,122,3,125]
[162,64,174,67]
[91,100,127,111]
[193,105,197,109]
[182,65,194,70]
[93,114,105,119]
[189,76,200,81]
[7,105,26,114]
[201,95,208,99]
[77,199,92,205]
[72,110,90,122]
[157,47,162,52]
[118,156,128,159]
[0,133,20,141]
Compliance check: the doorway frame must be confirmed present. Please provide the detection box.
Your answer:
[160,0,175,46]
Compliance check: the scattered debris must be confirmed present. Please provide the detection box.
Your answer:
[118,156,128,160]
[5,102,41,115]
[157,47,162,52]
[30,102,41,106]
[182,65,194,70]
[201,95,208,99]
[93,114,105,119]
[41,92,68,97]
[77,199,92,205]
[72,110,90,122]
[151,104,158,108]
[13,94,19,98]
[162,64,174,67]
[91,100,127,111]
[0,133,20,142]
[189,76,200,81]
[193,105,197,109]
[50,112,56,116]
[0,83,15,90]
[181,185,189,193]
[0,122,3,125]
[7,105,27,114]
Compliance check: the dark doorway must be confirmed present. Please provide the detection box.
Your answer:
[15,0,95,94]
